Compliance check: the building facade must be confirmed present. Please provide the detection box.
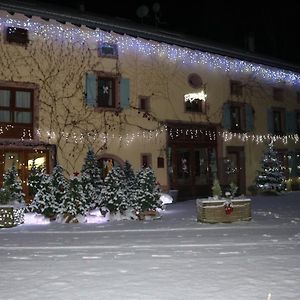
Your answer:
[1,3,300,200]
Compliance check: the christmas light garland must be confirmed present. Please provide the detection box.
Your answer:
[0,14,300,87]
[1,125,299,145]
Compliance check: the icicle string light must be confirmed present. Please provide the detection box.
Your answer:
[0,126,299,145]
[1,15,300,86]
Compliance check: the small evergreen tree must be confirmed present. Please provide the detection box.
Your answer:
[212,178,222,198]
[81,149,103,209]
[30,173,56,217]
[256,143,286,193]
[2,165,24,204]
[61,174,88,221]
[28,159,45,198]
[123,160,137,205]
[135,167,161,212]
[100,166,129,214]
[50,164,68,214]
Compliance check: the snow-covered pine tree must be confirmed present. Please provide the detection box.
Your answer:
[2,165,24,204]
[50,164,67,215]
[30,173,56,217]
[81,149,103,209]
[124,160,135,185]
[100,166,128,214]
[28,159,45,198]
[61,174,88,222]
[123,160,137,205]
[256,143,286,194]
[135,167,161,213]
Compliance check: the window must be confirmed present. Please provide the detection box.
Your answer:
[97,77,116,108]
[98,42,118,58]
[273,88,284,102]
[157,157,164,168]
[230,105,242,130]
[6,27,29,45]
[85,73,130,110]
[141,154,152,168]
[138,96,150,111]
[271,108,285,134]
[0,87,33,139]
[230,80,243,97]
[223,102,254,132]
[185,99,205,113]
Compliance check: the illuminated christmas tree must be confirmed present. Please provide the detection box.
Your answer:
[256,143,286,193]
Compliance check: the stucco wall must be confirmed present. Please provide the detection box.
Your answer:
[1,11,300,193]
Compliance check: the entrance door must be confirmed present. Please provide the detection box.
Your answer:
[171,146,216,199]
[0,149,50,202]
[226,146,245,195]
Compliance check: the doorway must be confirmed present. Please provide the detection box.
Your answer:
[225,146,246,195]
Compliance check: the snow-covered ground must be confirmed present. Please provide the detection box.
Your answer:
[1,192,300,300]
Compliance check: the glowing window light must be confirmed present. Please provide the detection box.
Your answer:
[0,16,300,86]
[184,91,207,102]
[28,156,46,170]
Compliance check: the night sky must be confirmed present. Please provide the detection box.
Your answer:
[32,0,299,67]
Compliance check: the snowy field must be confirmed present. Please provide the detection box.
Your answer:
[1,192,300,300]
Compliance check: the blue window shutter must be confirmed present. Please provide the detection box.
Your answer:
[223,103,231,129]
[85,73,97,107]
[245,103,254,132]
[267,109,274,133]
[120,78,130,109]
[286,111,296,133]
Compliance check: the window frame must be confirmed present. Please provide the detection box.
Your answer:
[138,96,150,112]
[227,101,246,132]
[272,107,286,135]
[95,73,120,110]
[184,99,206,113]
[0,82,37,140]
[273,87,284,102]
[141,153,152,168]
[230,80,243,97]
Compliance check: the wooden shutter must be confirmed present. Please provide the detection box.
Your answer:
[223,103,231,130]
[85,73,97,107]
[267,109,274,133]
[120,78,130,109]
[286,111,296,133]
[245,103,254,131]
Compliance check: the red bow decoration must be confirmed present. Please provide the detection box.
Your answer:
[224,202,233,215]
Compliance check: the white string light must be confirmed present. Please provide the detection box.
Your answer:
[0,15,300,86]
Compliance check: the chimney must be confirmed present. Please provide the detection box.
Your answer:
[245,33,255,52]
[78,2,85,12]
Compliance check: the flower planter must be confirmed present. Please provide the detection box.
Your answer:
[137,210,160,220]
[196,198,251,223]
[0,206,24,228]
